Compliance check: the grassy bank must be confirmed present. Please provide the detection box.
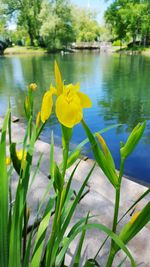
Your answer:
[112,45,150,55]
[4,46,47,55]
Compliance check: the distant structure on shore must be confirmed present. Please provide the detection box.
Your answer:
[71,42,112,52]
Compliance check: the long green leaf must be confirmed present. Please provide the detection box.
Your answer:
[50,163,96,265]
[28,153,43,191]
[30,198,55,267]
[0,110,10,267]
[73,213,89,267]
[119,202,150,245]
[9,124,37,267]
[118,188,150,224]
[23,228,33,267]
[56,223,137,267]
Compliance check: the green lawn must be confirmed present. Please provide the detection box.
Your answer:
[4,46,47,55]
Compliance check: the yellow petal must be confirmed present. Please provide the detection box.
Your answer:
[64,83,80,93]
[41,91,53,123]
[49,84,57,95]
[77,92,92,108]
[74,82,80,91]
[54,61,63,95]
[56,94,82,128]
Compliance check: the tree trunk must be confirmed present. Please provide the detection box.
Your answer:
[28,31,34,46]
[143,35,147,47]
[132,34,136,46]
[27,18,34,46]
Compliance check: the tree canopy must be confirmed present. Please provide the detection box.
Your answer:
[0,0,101,49]
[105,0,150,46]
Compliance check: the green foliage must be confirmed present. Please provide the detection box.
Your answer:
[1,0,102,50]
[39,0,75,50]
[105,0,150,46]
[112,40,122,46]
[1,0,42,45]
[0,3,7,38]
[72,7,100,42]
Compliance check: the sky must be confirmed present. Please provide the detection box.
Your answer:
[71,0,113,23]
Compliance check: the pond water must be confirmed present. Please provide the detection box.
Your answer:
[0,52,150,185]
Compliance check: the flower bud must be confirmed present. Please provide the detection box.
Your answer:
[29,83,37,91]
[120,121,146,160]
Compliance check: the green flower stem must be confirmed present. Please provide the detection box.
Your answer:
[106,159,125,267]
[112,159,125,233]
[112,187,120,234]
[106,249,116,267]
[62,143,69,178]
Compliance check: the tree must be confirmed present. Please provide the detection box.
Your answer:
[105,0,150,46]
[0,3,7,39]
[39,0,75,50]
[1,0,42,45]
[72,7,100,42]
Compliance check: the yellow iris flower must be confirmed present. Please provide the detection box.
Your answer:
[41,61,92,128]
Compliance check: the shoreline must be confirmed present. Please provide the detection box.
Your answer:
[3,45,150,56]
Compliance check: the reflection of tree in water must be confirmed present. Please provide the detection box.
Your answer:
[0,52,96,118]
[98,54,150,132]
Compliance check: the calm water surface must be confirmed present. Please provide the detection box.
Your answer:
[0,52,150,185]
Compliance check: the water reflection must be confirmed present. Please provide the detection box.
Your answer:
[99,54,150,131]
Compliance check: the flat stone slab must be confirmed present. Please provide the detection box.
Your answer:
[1,117,150,266]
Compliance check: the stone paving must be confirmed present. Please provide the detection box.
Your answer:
[0,117,150,267]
